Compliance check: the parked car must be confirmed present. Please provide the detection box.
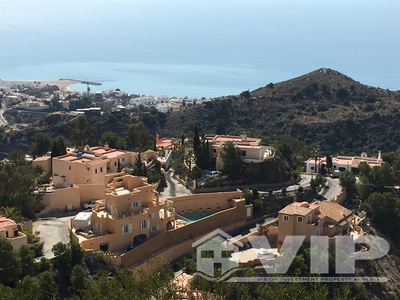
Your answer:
[205,171,222,178]
[332,170,340,178]
[83,201,96,209]
[257,249,275,259]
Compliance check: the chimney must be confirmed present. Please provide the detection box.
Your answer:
[104,142,109,150]
[377,150,381,162]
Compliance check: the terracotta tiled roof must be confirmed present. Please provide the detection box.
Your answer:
[317,201,353,224]
[279,202,318,216]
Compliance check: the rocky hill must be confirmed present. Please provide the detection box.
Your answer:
[162,68,400,155]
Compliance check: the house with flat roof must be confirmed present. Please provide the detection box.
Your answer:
[52,152,107,187]
[70,173,174,253]
[205,134,275,170]
[305,151,382,174]
[0,217,28,250]
[36,145,160,215]
[278,201,355,246]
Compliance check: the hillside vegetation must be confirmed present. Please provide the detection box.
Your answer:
[162,68,400,155]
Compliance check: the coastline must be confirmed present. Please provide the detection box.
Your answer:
[0,79,82,92]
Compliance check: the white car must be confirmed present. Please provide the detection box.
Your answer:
[257,249,275,259]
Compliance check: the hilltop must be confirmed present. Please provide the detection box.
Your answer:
[162,68,400,155]
[1,68,400,158]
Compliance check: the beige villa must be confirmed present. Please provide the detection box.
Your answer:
[205,134,274,170]
[0,217,28,250]
[305,152,382,174]
[33,145,159,214]
[69,174,253,267]
[278,201,355,246]
[70,173,174,253]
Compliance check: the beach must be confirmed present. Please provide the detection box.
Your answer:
[0,79,81,92]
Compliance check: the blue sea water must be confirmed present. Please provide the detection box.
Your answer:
[1,0,399,97]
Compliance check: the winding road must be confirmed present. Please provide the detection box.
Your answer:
[0,103,8,126]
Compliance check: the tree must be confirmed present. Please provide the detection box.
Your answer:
[15,275,42,300]
[68,116,97,147]
[0,206,24,223]
[18,244,35,278]
[193,125,200,155]
[0,238,21,284]
[69,265,86,296]
[37,271,58,299]
[50,136,66,158]
[339,170,357,199]
[7,149,26,166]
[31,132,52,158]
[132,153,147,177]
[70,240,84,266]
[220,141,243,180]
[51,242,71,268]
[310,175,327,192]
[99,131,119,148]
[363,192,400,242]
[326,155,332,172]
[276,141,293,163]
[126,122,153,151]
[189,165,202,188]
[0,164,39,220]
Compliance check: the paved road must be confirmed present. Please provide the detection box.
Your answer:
[0,103,8,126]
[33,214,73,259]
[286,173,342,201]
[159,169,192,199]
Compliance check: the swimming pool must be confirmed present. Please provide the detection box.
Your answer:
[177,211,216,222]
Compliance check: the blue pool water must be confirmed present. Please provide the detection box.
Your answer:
[178,211,216,222]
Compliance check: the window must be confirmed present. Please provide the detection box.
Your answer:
[100,167,103,172]
[150,225,159,232]
[69,166,71,170]
[122,158,125,162]
[122,223,132,235]
[140,219,148,230]
[131,202,139,208]
[149,213,155,218]
[283,215,289,222]
[297,216,303,223]
[241,151,246,157]
[114,161,117,167]
[95,168,98,174]
[307,215,311,224]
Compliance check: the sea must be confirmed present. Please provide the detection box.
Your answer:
[1,0,399,98]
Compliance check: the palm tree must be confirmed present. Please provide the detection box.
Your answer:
[0,206,24,223]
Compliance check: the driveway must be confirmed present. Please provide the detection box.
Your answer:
[159,169,192,199]
[33,212,74,259]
